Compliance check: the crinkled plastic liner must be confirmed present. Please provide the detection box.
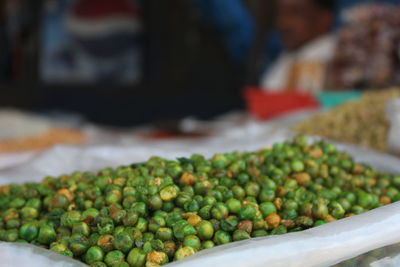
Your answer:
[1,129,400,267]
[335,242,400,267]
[387,98,400,156]
[0,242,86,267]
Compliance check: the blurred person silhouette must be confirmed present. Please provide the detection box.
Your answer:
[261,0,336,92]
[193,0,400,92]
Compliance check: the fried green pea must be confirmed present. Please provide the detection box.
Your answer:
[69,234,90,256]
[174,246,196,261]
[127,248,147,267]
[85,246,105,265]
[60,211,81,228]
[37,225,57,244]
[113,232,134,253]
[19,222,39,241]
[183,235,201,250]
[104,250,125,266]
[196,220,214,241]
[213,230,231,245]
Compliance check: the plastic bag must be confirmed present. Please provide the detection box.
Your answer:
[387,98,400,156]
[1,130,400,267]
[334,242,400,267]
[0,242,86,267]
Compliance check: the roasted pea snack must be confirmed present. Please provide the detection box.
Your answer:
[1,136,400,267]
[294,88,400,152]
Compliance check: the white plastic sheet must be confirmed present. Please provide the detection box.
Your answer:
[387,98,400,156]
[1,126,400,267]
[0,242,87,267]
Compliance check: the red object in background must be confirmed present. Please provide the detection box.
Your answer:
[244,87,319,120]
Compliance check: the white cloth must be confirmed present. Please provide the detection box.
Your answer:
[261,34,337,93]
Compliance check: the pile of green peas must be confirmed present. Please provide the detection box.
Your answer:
[1,135,400,267]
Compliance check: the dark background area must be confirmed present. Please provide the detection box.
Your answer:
[0,0,276,126]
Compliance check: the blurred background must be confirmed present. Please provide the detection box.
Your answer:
[1,0,259,126]
[1,0,400,156]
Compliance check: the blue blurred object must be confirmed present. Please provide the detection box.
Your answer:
[192,0,255,64]
[317,91,363,109]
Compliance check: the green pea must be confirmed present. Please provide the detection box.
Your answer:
[183,235,201,250]
[258,188,276,202]
[312,203,328,220]
[90,233,101,246]
[25,198,42,210]
[202,196,217,206]
[351,205,364,214]
[20,207,38,220]
[291,160,305,172]
[50,243,73,257]
[338,198,352,211]
[97,217,115,235]
[160,185,178,201]
[196,220,214,240]
[259,202,277,217]
[283,199,298,211]
[342,192,356,204]
[357,191,374,208]
[122,210,139,227]
[60,211,81,228]
[213,230,231,245]
[37,225,57,244]
[113,232,134,253]
[156,227,173,241]
[9,198,26,209]
[237,173,250,186]
[81,208,100,222]
[131,202,147,217]
[174,246,196,261]
[271,225,287,235]
[113,226,125,236]
[127,248,147,267]
[212,154,228,169]
[104,250,125,266]
[231,185,246,200]
[260,177,277,190]
[6,218,20,229]
[148,195,163,211]
[200,240,214,250]
[220,216,239,232]
[182,224,197,237]
[245,182,260,197]
[199,205,212,219]
[69,234,90,256]
[252,230,268,237]
[239,204,257,220]
[329,201,345,219]
[105,190,122,205]
[184,199,200,212]
[163,241,177,258]
[19,222,39,241]
[211,203,229,220]
[72,222,90,236]
[314,220,326,227]
[295,216,314,228]
[143,232,154,242]
[4,229,19,242]
[233,229,251,241]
